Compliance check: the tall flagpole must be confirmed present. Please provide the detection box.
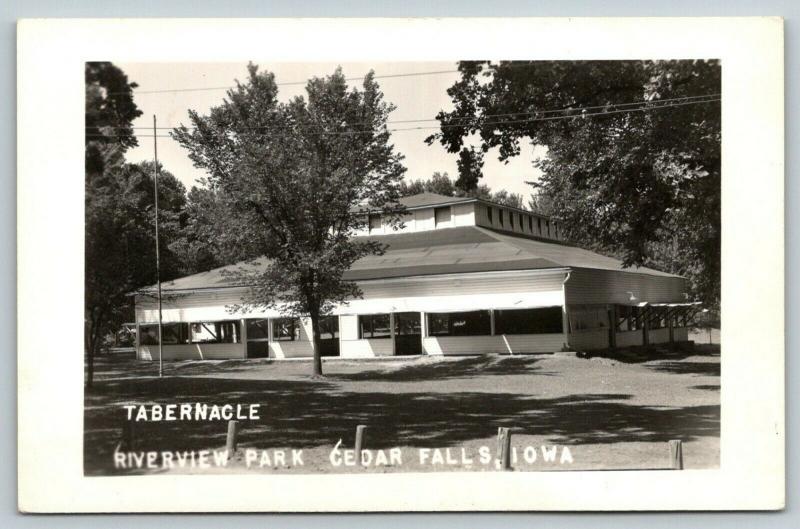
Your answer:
[153,115,164,378]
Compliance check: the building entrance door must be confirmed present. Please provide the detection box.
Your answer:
[318,316,340,357]
[394,312,422,355]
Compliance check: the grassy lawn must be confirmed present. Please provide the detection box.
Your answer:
[85,347,720,475]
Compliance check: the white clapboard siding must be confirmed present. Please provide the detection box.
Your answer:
[138,343,245,361]
[414,208,435,232]
[270,341,314,359]
[648,328,671,344]
[615,330,644,348]
[565,267,686,306]
[136,289,250,324]
[423,334,565,355]
[340,339,394,358]
[569,329,610,351]
[452,203,476,227]
[359,270,566,299]
[138,270,567,323]
[673,327,689,342]
[342,291,564,315]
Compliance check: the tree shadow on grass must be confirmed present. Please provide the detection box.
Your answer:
[85,375,719,475]
[646,361,720,377]
[332,354,555,382]
[92,356,274,380]
[690,384,721,391]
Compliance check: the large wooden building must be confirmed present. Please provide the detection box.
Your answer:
[133,193,697,361]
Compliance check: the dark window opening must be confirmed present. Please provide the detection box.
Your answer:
[646,307,669,330]
[499,210,504,227]
[272,318,300,341]
[616,306,643,332]
[190,320,241,344]
[528,216,533,232]
[518,213,524,230]
[495,307,563,335]
[369,214,381,232]
[319,316,339,340]
[487,206,493,224]
[537,218,542,233]
[427,310,491,337]
[359,314,391,339]
[394,312,422,335]
[672,311,689,328]
[139,323,191,345]
[434,206,452,226]
[246,319,270,341]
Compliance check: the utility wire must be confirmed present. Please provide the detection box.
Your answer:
[93,93,719,131]
[86,97,720,139]
[110,69,462,96]
[107,61,556,96]
[89,93,720,132]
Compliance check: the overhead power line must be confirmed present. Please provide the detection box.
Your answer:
[110,69,462,96]
[85,97,720,139]
[108,61,561,96]
[89,93,720,131]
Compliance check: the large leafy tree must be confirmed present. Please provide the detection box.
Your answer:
[168,184,260,275]
[428,60,721,307]
[85,62,142,178]
[173,64,406,377]
[85,160,186,385]
[85,62,142,387]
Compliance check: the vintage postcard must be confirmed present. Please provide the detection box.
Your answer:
[17,17,784,512]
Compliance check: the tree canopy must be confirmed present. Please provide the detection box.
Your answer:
[85,160,187,383]
[173,64,407,376]
[85,62,142,177]
[428,60,721,306]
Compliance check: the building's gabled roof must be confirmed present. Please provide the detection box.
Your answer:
[141,225,679,294]
[397,192,476,209]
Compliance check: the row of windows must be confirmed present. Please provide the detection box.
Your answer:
[367,204,559,238]
[139,320,242,346]
[140,307,692,345]
[486,206,556,238]
[139,317,340,345]
[357,308,564,339]
[616,306,691,332]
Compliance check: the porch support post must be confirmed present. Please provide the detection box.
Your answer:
[419,312,427,355]
[389,313,396,356]
[608,305,617,350]
[240,318,248,359]
[668,310,675,344]
[135,320,141,360]
[267,317,274,358]
[490,310,496,336]
[338,315,344,358]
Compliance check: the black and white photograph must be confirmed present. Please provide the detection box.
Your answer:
[16,17,784,513]
[83,58,721,476]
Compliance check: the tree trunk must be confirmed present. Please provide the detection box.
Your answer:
[87,345,95,388]
[85,314,98,389]
[309,311,323,377]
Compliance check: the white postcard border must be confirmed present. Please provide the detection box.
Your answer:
[17,17,784,512]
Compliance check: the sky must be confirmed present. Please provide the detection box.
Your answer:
[118,61,544,199]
